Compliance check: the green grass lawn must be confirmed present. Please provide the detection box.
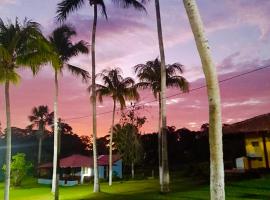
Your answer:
[1,176,270,200]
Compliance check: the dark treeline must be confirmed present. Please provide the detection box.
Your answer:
[0,123,245,181]
[0,125,91,180]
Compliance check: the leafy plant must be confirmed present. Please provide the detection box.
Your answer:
[2,153,32,187]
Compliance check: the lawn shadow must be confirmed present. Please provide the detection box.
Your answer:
[229,183,270,191]
[64,191,206,200]
[62,180,208,200]
[239,193,270,199]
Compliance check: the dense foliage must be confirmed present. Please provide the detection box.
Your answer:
[0,123,246,180]
[2,153,32,187]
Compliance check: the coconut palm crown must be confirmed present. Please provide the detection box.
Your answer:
[49,24,90,80]
[28,105,53,131]
[0,18,53,83]
[94,68,139,108]
[134,58,189,98]
[56,0,146,22]
[27,105,53,165]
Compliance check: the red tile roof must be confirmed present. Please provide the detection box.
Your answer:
[61,154,93,168]
[223,113,270,134]
[98,154,121,166]
[39,154,121,168]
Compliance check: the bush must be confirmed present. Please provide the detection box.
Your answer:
[182,162,210,181]
[2,153,32,187]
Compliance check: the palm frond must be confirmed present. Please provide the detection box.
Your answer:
[112,0,146,12]
[118,95,126,109]
[0,18,8,32]
[167,75,189,93]
[66,40,89,59]
[96,0,108,19]
[56,0,85,22]
[122,77,135,86]
[0,69,21,84]
[0,46,11,62]
[96,85,112,103]
[167,63,184,75]
[135,82,150,90]
[66,64,90,83]
[124,86,140,101]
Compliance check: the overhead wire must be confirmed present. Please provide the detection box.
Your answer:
[63,64,270,121]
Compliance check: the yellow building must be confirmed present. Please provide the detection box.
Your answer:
[224,113,270,170]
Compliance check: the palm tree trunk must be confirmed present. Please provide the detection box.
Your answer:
[158,93,162,185]
[131,161,134,179]
[52,71,59,198]
[38,136,42,164]
[183,1,225,199]
[55,120,61,200]
[37,125,44,165]
[109,100,116,186]
[155,0,170,193]
[4,81,11,200]
[91,4,100,193]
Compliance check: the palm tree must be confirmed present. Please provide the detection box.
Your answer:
[48,25,89,199]
[134,58,189,192]
[92,68,139,185]
[153,0,169,193]
[0,18,52,200]
[56,0,145,192]
[27,105,53,165]
[183,0,225,199]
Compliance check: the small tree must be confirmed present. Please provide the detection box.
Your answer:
[2,153,32,187]
[113,123,142,179]
[114,103,146,179]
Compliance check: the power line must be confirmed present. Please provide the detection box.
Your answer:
[63,64,270,121]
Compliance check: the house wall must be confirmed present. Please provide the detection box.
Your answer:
[98,160,123,179]
[113,160,123,178]
[81,167,92,183]
[98,166,105,179]
[38,178,78,186]
[245,134,270,169]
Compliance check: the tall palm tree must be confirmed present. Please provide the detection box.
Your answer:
[153,0,169,193]
[134,58,189,192]
[27,105,53,165]
[48,25,89,199]
[0,18,52,200]
[183,0,225,199]
[91,68,139,186]
[56,0,145,192]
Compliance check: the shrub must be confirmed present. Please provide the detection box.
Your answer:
[2,153,32,187]
[182,162,210,181]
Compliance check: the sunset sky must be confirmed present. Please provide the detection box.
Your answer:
[0,0,270,137]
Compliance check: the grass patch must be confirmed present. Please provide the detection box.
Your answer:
[0,176,270,199]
